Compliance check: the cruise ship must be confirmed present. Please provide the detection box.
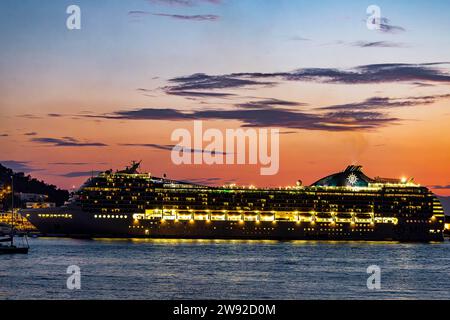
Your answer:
[23,162,445,241]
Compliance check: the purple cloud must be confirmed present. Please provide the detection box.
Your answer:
[31,137,108,147]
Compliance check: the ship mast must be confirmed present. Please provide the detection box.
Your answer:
[10,175,14,247]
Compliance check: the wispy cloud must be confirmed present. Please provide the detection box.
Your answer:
[83,62,450,132]
[17,114,42,119]
[0,160,41,173]
[411,82,435,87]
[31,137,108,147]
[152,13,219,21]
[24,132,37,136]
[166,90,236,98]
[290,36,311,41]
[235,62,450,85]
[128,10,151,17]
[378,17,406,34]
[59,171,102,178]
[0,133,8,137]
[49,162,107,166]
[160,63,450,96]
[320,94,450,111]
[165,73,276,93]
[90,105,398,132]
[99,108,192,121]
[429,184,450,189]
[120,143,229,155]
[129,10,219,21]
[236,98,307,109]
[351,41,406,48]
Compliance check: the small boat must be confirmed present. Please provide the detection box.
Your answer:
[0,176,29,254]
[0,232,29,254]
[0,241,29,254]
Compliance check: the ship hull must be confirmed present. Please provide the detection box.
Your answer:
[23,207,444,242]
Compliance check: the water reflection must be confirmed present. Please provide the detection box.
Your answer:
[1,237,449,300]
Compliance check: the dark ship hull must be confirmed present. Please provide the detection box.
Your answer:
[0,245,29,254]
[22,164,446,242]
[23,206,442,241]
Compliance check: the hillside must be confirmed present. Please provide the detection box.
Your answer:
[438,196,450,216]
[0,163,69,208]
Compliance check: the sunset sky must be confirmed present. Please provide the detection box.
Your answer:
[1,0,449,195]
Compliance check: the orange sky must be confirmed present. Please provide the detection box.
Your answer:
[0,1,449,196]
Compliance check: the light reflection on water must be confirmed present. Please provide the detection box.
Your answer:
[1,237,450,300]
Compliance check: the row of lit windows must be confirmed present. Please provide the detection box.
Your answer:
[94,215,128,219]
[85,179,432,198]
[81,188,431,200]
[132,214,402,226]
[128,224,385,235]
[81,196,433,211]
[134,220,382,230]
[38,214,72,219]
[139,210,378,217]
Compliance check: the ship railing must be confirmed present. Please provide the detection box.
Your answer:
[227,214,243,221]
[144,209,163,219]
[243,212,258,221]
[177,214,193,221]
[193,213,209,221]
[374,217,398,225]
[335,218,352,223]
[260,215,275,222]
[137,209,389,225]
[354,218,373,223]
[210,214,226,221]
[316,217,334,223]
[297,213,313,222]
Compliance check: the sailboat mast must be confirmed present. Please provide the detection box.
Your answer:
[11,175,14,246]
